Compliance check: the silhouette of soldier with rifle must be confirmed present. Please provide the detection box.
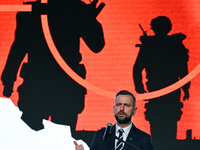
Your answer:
[133,16,190,150]
[1,0,105,145]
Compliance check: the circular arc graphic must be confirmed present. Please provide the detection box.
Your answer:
[40,14,200,100]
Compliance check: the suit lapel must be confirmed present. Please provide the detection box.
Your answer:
[123,124,139,150]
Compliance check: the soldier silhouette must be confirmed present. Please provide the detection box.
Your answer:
[1,0,105,145]
[133,16,190,150]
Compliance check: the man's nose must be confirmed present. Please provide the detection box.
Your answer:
[120,105,124,110]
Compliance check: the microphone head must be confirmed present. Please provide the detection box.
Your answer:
[107,123,112,127]
[103,123,113,141]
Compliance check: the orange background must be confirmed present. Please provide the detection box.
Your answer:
[0,0,200,140]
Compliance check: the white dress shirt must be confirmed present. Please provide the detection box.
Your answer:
[115,123,132,149]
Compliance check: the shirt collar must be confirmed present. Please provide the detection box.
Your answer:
[115,123,132,135]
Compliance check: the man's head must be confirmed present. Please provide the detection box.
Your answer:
[114,90,137,127]
[150,16,172,36]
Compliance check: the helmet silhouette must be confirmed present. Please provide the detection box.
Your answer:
[150,16,172,35]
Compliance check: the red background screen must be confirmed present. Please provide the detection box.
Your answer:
[0,0,200,141]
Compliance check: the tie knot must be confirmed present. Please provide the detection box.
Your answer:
[118,129,124,134]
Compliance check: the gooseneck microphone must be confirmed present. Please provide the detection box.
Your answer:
[103,123,112,141]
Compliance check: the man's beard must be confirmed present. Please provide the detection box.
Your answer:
[115,112,132,124]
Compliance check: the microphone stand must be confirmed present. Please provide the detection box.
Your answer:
[110,134,141,150]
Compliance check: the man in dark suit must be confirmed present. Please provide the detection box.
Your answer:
[74,90,154,150]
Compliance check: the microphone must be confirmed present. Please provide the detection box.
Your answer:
[103,123,112,141]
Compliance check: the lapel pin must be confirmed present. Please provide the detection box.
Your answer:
[130,138,132,140]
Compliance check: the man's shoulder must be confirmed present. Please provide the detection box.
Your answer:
[96,127,106,134]
[132,124,151,138]
[135,127,150,135]
[129,125,154,150]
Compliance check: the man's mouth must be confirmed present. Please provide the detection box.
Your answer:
[118,112,126,117]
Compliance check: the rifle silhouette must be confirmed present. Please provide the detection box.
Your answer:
[135,24,147,47]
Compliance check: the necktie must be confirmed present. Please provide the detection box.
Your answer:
[116,129,124,150]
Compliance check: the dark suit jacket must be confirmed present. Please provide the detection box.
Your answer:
[90,123,154,150]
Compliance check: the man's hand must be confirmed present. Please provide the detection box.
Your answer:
[73,141,84,150]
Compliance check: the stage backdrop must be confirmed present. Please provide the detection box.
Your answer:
[0,0,200,149]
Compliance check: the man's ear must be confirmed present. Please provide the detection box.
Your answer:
[132,107,137,116]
